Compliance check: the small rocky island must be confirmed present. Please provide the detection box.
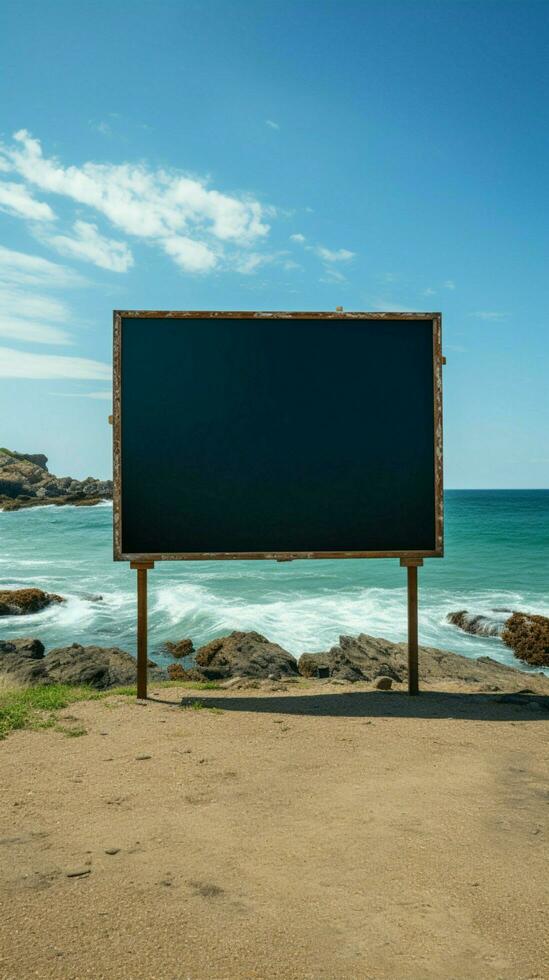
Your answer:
[0,448,112,510]
[447,608,549,668]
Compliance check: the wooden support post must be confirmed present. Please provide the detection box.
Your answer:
[400,558,423,695]
[130,560,155,699]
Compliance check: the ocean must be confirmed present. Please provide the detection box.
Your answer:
[1,490,548,673]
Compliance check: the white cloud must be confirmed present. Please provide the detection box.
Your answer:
[443,279,456,290]
[0,247,83,346]
[0,245,85,288]
[45,220,134,272]
[320,268,347,283]
[0,180,56,221]
[0,315,70,345]
[314,246,354,262]
[0,286,69,323]
[470,311,509,321]
[423,287,436,296]
[266,120,280,130]
[234,252,267,275]
[0,346,110,379]
[290,234,354,267]
[162,235,217,272]
[0,130,271,274]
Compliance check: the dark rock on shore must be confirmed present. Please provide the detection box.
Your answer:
[300,637,404,684]
[0,588,64,616]
[165,630,549,692]
[0,639,166,688]
[0,448,112,511]
[2,629,548,694]
[0,638,44,659]
[164,638,194,658]
[167,663,205,682]
[447,610,508,637]
[44,643,163,689]
[501,613,549,668]
[326,633,549,692]
[2,495,107,511]
[447,608,549,668]
[194,631,299,681]
[298,651,368,682]
[0,638,49,684]
[375,676,394,690]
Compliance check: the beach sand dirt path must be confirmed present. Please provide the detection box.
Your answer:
[0,682,547,980]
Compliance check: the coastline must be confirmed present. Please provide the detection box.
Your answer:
[0,447,112,512]
[2,627,549,698]
[0,495,110,512]
[1,488,548,675]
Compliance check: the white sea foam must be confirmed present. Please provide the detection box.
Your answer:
[148,580,549,673]
[153,582,436,654]
[0,594,93,631]
[0,559,55,566]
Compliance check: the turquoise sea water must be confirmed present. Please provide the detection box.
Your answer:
[0,491,548,673]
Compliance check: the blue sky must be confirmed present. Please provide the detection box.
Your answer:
[1,0,547,487]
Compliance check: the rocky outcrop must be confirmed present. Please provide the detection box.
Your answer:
[447,610,509,637]
[18,453,48,469]
[324,633,549,692]
[447,609,549,668]
[2,630,548,694]
[164,639,194,659]
[0,449,112,510]
[0,639,165,689]
[0,638,49,684]
[43,643,161,689]
[319,635,405,683]
[0,588,64,616]
[166,663,205,682]
[298,651,369,682]
[501,613,549,668]
[194,631,299,681]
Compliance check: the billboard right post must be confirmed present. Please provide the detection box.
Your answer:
[400,557,423,695]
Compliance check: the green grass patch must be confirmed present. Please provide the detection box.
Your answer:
[105,685,138,697]
[0,683,100,740]
[181,699,223,714]
[184,700,206,711]
[56,724,88,737]
[0,678,223,739]
[156,679,221,690]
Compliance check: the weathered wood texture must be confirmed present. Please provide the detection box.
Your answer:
[130,560,154,699]
[400,556,423,694]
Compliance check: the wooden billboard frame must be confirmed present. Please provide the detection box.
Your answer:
[113,310,443,563]
[112,310,443,699]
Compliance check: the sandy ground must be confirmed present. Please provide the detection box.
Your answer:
[0,681,548,980]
